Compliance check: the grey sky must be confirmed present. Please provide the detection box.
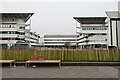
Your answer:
[1,1,118,36]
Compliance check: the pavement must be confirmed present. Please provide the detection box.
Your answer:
[2,66,119,78]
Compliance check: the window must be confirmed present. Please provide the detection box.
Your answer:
[3,25,5,28]
[9,25,11,28]
[19,27,25,29]
[82,27,107,30]
[12,19,15,21]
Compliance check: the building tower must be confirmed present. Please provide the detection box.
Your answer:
[0,13,34,48]
[106,11,120,48]
[74,17,108,49]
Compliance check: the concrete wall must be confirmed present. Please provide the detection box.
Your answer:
[117,21,120,48]
[112,20,117,46]
[118,1,120,48]
[106,18,111,47]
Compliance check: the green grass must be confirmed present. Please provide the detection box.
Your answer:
[0,48,119,62]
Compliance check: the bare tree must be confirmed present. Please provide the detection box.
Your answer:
[64,41,70,48]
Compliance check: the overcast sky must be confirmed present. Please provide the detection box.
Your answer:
[1,1,119,36]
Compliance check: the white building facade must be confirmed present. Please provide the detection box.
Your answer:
[43,34,77,48]
[106,11,120,48]
[74,17,108,49]
[0,13,40,48]
[74,11,120,49]
[25,30,40,47]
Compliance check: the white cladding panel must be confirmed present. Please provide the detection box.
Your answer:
[85,41,107,45]
[25,38,38,43]
[118,3,120,47]
[0,40,18,44]
[0,28,17,31]
[0,34,18,38]
[117,21,120,47]
[112,21,117,46]
[44,44,65,46]
[44,41,77,43]
[44,38,77,39]
[88,35,107,41]
[81,30,107,34]
[17,19,25,24]
[107,20,111,46]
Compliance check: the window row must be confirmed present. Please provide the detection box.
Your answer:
[2,18,16,22]
[44,36,76,38]
[25,36,39,40]
[82,27,107,30]
[26,34,39,38]
[0,31,25,35]
[0,24,16,28]
[45,42,69,44]
[0,38,24,40]
[44,39,77,41]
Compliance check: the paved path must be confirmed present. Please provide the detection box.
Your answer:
[2,66,119,78]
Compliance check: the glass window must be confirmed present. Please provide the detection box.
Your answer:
[10,25,11,28]
[12,19,15,21]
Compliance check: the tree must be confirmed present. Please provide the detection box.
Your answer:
[64,41,70,48]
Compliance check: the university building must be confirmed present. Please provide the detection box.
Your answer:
[106,11,120,48]
[74,11,120,49]
[43,34,77,48]
[74,17,108,49]
[43,11,120,49]
[1,11,119,49]
[0,13,40,48]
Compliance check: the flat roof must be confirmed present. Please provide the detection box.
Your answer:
[0,13,34,22]
[106,11,120,18]
[73,17,107,24]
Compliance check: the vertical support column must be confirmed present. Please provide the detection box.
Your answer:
[116,20,118,47]
[76,21,78,49]
[110,20,113,46]
[29,14,31,48]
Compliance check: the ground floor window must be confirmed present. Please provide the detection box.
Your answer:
[95,44,107,48]
[0,44,8,48]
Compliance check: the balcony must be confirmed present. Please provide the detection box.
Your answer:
[81,30,107,34]
[17,29,25,33]
[81,24,106,26]
[0,40,18,44]
[17,35,25,38]
[0,21,17,24]
[0,34,18,38]
[25,38,38,43]
[0,28,17,31]
[17,24,30,27]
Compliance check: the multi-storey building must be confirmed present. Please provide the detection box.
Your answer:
[43,34,77,48]
[0,13,40,48]
[25,30,40,47]
[74,17,108,49]
[74,11,120,49]
[106,11,120,48]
